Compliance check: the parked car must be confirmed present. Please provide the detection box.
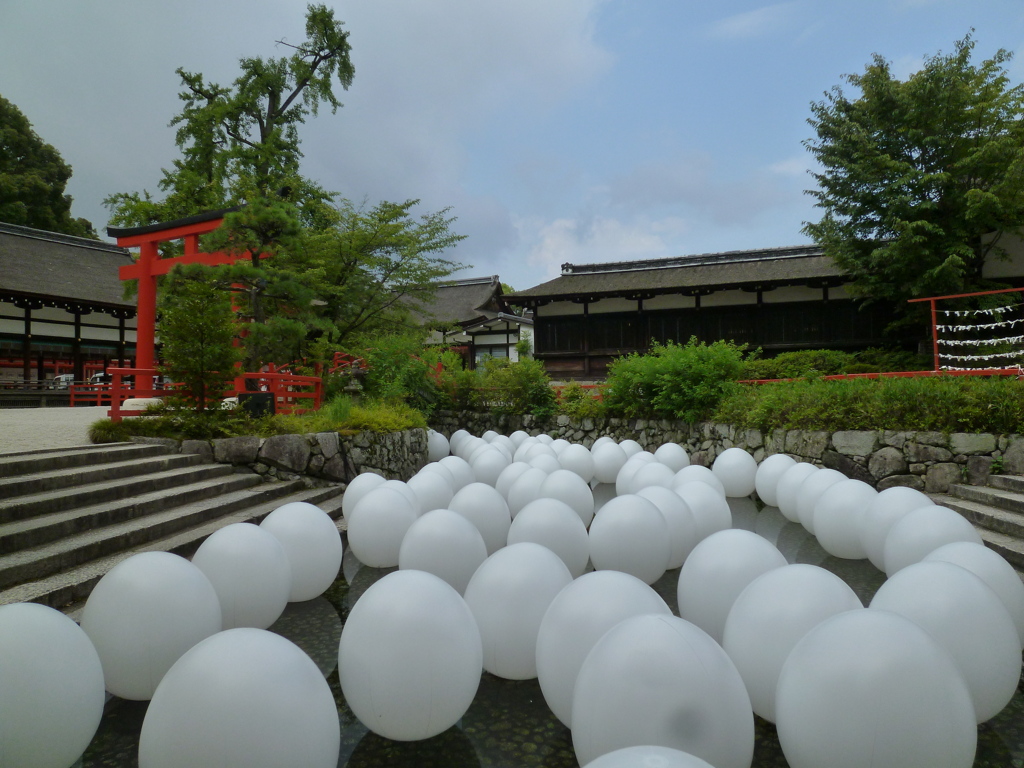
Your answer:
[89,373,112,386]
[50,374,76,389]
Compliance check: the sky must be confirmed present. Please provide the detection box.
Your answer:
[3,1,1024,292]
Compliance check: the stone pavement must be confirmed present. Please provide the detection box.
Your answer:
[0,406,108,454]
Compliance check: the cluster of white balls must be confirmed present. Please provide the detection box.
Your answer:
[340,430,1024,768]
[0,500,344,768]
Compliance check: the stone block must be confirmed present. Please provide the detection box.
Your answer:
[882,431,910,449]
[915,431,948,447]
[822,450,874,484]
[784,430,830,460]
[129,436,181,451]
[180,440,213,460]
[949,433,997,456]
[904,443,953,463]
[925,462,963,494]
[832,430,879,457]
[743,429,764,449]
[322,454,352,482]
[966,455,993,486]
[315,431,340,459]
[1003,437,1024,474]
[868,447,907,479]
[876,474,925,492]
[259,434,311,473]
[213,435,261,465]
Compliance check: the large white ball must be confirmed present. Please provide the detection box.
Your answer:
[795,467,846,533]
[427,429,450,462]
[869,560,1020,722]
[506,466,549,518]
[540,469,595,527]
[776,609,977,768]
[530,453,563,473]
[0,603,105,768]
[345,486,418,569]
[615,453,657,496]
[588,494,671,585]
[191,522,291,629]
[860,486,934,571]
[140,628,339,767]
[406,468,454,515]
[495,461,532,500]
[582,746,716,768]
[674,480,732,542]
[261,502,344,597]
[672,464,726,496]
[338,570,482,740]
[883,505,983,575]
[775,462,818,522]
[536,570,671,728]
[619,438,644,457]
[637,485,699,568]
[438,455,476,491]
[470,447,511,487]
[559,443,596,483]
[449,481,512,554]
[812,478,877,559]
[924,541,1024,647]
[654,442,690,472]
[463,542,573,679]
[628,461,677,494]
[507,498,590,577]
[81,552,222,700]
[592,442,628,484]
[754,453,796,506]
[398,508,488,594]
[509,429,530,447]
[721,564,862,722]
[711,447,758,497]
[341,471,386,520]
[572,614,754,768]
[677,529,787,643]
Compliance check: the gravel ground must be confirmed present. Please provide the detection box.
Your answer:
[0,406,108,454]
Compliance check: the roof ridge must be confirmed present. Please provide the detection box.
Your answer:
[0,222,128,255]
[561,244,823,275]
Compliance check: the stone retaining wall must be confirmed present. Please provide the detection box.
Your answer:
[428,410,1024,493]
[131,428,428,484]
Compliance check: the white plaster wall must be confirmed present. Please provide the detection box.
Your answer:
[589,297,638,314]
[537,301,584,316]
[701,290,757,307]
[762,285,821,304]
[644,294,696,310]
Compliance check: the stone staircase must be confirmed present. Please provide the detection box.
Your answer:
[932,475,1024,578]
[0,442,344,613]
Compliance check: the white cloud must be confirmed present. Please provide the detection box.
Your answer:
[706,2,800,41]
[768,155,811,177]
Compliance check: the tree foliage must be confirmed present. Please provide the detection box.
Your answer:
[804,34,1024,306]
[0,95,95,237]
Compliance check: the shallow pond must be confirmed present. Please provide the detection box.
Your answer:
[80,503,1024,768]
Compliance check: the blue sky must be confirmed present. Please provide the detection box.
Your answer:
[3,1,1024,291]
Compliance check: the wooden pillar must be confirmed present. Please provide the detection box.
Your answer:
[73,310,83,382]
[21,306,31,382]
[135,241,158,371]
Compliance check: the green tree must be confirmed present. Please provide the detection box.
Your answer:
[804,34,1024,307]
[0,95,95,237]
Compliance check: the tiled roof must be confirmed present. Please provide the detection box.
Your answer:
[410,276,505,325]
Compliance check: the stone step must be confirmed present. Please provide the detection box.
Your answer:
[0,442,170,478]
[0,462,236,523]
[0,472,263,554]
[0,451,205,501]
[947,483,1024,517]
[7,484,345,612]
[932,493,1024,541]
[977,528,1024,573]
[987,474,1024,494]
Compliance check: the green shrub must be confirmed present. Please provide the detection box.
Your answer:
[343,400,427,432]
[603,338,746,421]
[558,381,604,420]
[89,418,133,444]
[478,357,557,418]
[741,349,856,380]
[347,333,444,414]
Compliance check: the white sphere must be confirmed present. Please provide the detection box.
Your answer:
[536,570,672,728]
[191,522,291,629]
[540,469,596,527]
[529,452,563,473]
[551,438,571,454]
[860,486,934,570]
[0,603,105,768]
[338,570,481,740]
[341,471,386,520]
[261,502,344,599]
[812,479,877,559]
[470,447,511,486]
[883,505,983,576]
[672,464,726,496]
[463,542,573,679]
[677,529,787,643]
[775,462,818,522]
[536,432,554,444]
[438,454,475,491]
[509,429,531,448]
[619,438,644,457]
[506,466,549,519]
[654,442,690,472]
[615,452,656,496]
[559,443,596,483]
[591,435,615,450]
[382,478,419,511]
[345,486,418,569]
[582,746,716,768]
[449,482,512,554]
[495,460,533,500]
[513,436,540,462]
[140,628,339,767]
[775,609,977,768]
[406,469,454,515]
[721,564,862,722]
[711,447,758,497]
[454,434,484,460]
[674,481,732,542]
[507,498,590,577]
[482,429,499,442]
[588,494,671,585]
[924,541,1024,647]
[418,460,457,491]
[795,468,846,533]
[80,552,222,700]
[637,485,699,568]
[572,614,754,768]
[427,429,450,462]
[628,461,677,494]
[524,442,558,463]
[592,442,628,484]
[398,509,488,594]
[869,560,1020,722]
[449,428,472,453]
[754,453,796,506]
